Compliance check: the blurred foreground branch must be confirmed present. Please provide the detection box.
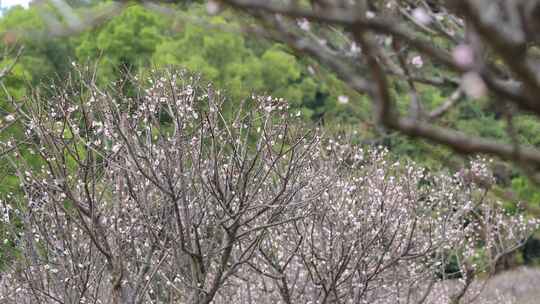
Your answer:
[213,0,540,178]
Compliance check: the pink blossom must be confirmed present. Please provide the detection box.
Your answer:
[453,44,475,68]
[411,55,424,68]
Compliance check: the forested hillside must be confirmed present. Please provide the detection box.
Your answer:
[2,1,540,213]
[1,1,540,207]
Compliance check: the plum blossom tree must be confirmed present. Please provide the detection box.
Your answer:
[225,152,537,304]
[0,69,537,303]
[0,68,327,303]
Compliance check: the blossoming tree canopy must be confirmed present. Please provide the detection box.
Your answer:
[0,69,536,304]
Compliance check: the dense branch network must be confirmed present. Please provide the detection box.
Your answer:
[0,69,536,303]
[0,1,539,303]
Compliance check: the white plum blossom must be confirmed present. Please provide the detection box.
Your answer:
[338,95,350,104]
[297,18,310,31]
[350,41,361,55]
[111,143,122,153]
[412,8,432,25]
